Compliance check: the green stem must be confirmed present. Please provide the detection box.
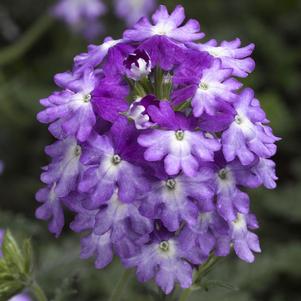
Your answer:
[109,269,132,301]
[178,255,222,301]
[0,14,53,67]
[178,287,192,301]
[30,281,48,301]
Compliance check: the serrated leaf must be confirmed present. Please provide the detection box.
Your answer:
[2,230,24,274]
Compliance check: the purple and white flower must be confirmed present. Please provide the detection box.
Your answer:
[36,4,278,295]
[124,5,204,43]
[38,69,97,142]
[138,102,220,176]
[35,184,65,237]
[124,49,152,80]
[41,137,82,197]
[140,169,214,231]
[190,38,255,78]
[124,233,196,294]
[222,88,279,165]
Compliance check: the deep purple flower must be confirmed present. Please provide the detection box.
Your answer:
[38,69,97,142]
[52,0,106,39]
[190,38,255,78]
[115,0,156,26]
[124,5,204,43]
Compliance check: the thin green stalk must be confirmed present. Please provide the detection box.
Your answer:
[178,255,222,301]
[0,14,53,66]
[109,269,132,301]
[30,281,48,301]
[178,287,192,301]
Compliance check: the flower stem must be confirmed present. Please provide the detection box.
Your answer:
[109,269,132,301]
[178,255,222,301]
[0,14,53,67]
[178,288,192,301]
[30,281,48,301]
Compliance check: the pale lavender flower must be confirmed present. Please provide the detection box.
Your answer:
[115,0,156,26]
[52,0,107,39]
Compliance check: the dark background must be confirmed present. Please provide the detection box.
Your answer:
[0,0,301,300]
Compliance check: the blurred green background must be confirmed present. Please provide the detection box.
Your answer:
[0,0,301,300]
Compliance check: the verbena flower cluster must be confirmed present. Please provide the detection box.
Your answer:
[52,0,156,39]
[0,230,32,301]
[36,5,279,294]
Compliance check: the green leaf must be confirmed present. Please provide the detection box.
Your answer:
[23,239,34,275]
[201,279,239,292]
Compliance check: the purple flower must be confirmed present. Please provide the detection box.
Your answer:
[80,231,114,269]
[140,168,214,231]
[124,5,204,43]
[138,102,220,176]
[222,88,279,165]
[114,0,156,26]
[0,229,4,257]
[179,211,229,261]
[229,213,261,263]
[177,59,242,117]
[79,118,149,208]
[190,38,255,78]
[74,37,123,72]
[0,160,4,175]
[63,193,98,232]
[126,95,159,130]
[52,0,106,39]
[35,184,64,237]
[38,69,97,142]
[252,158,278,189]
[40,137,82,197]
[36,4,278,294]
[9,294,32,301]
[124,233,195,294]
